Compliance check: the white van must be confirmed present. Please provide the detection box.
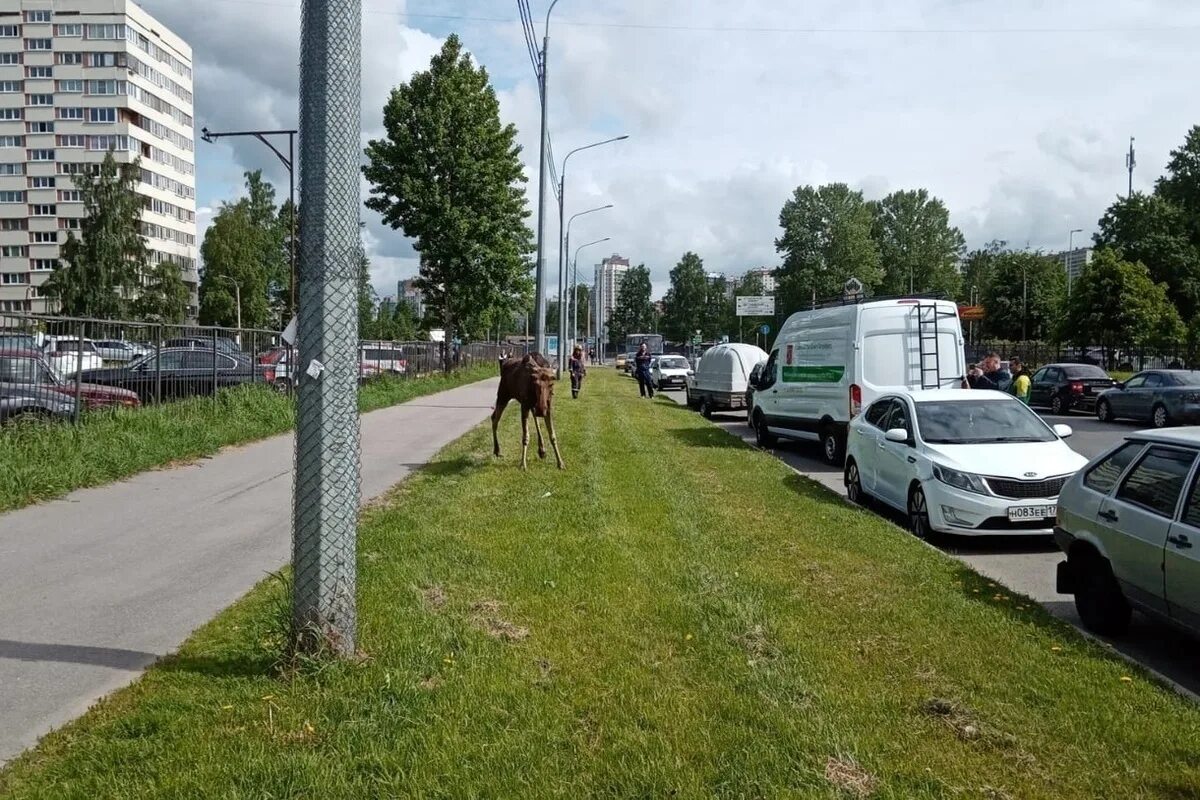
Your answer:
[685,343,768,417]
[750,298,965,464]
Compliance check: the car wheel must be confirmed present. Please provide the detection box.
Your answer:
[1096,399,1113,423]
[274,378,292,394]
[820,425,843,466]
[754,411,776,448]
[908,485,939,543]
[1152,403,1170,429]
[845,460,867,506]
[699,397,712,419]
[1073,553,1132,636]
[1050,394,1066,415]
[685,386,695,408]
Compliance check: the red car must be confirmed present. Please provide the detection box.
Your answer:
[0,349,140,410]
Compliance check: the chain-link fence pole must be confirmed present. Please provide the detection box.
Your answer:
[292,0,362,657]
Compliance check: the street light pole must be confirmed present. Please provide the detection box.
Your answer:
[556,135,627,375]
[1066,228,1083,297]
[532,0,561,358]
[201,127,298,321]
[564,203,612,360]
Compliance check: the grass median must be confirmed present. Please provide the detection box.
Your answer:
[2,368,1198,798]
[0,364,496,514]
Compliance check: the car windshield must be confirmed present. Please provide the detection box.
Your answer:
[659,357,689,369]
[0,355,58,384]
[1062,365,1108,379]
[916,400,1056,444]
[0,334,37,352]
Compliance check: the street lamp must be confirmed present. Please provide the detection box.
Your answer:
[532,0,563,358]
[564,203,612,355]
[200,127,298,319]
[556,134,628,374]
[1066,228,1083,297]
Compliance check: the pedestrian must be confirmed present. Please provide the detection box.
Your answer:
[1009,356,1031,404]
[971,352,1012,392]
[633,342,655,398]
[569,345,586,399]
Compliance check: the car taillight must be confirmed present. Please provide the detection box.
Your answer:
[850,383,862,417]
[1069,381,1084,394]
[264,367,276,382]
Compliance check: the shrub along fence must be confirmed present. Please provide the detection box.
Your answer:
[965,341,1194,372]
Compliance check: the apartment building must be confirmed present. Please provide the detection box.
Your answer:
[593,253,630,322]
[0,0,197,319]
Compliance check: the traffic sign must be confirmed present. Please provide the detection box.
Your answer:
[958,305,985,321]
[760,324,771,335]
[736,295,776,317]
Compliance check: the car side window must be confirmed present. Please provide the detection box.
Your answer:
[1046,367,1063,382]
[1143,373,1163,388]
[181,352,219,370]
[884,401,911,435]
[1124,374,1147,389]
[1182,472,1200,529]
[759,351,778,389]
[864,399,893,429]
[1031,368,1047,382]
[1115,446,1197,518]
[1084,442,1145,494]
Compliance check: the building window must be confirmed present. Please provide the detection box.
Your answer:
[31,258,57,270]
[57,217,79,231]
[56,162,84,175]
[0,81,22,93]
[0,218,28,231]
[29,204,56,216]
[0,109,22,121]
[25,120,52,133]
[85,24,125,40]
[0,53,21,65]
[26,94,53,106]
[57,52,82,65]
[86,79,120,95]
[0,163,23,175]
[0,191,25,203]
[55,24,83,37]
[57,189,82,203]
[30,231,57,244]
[86,52,125,68]
[56,134,84,148]
[0,26,20,38]
[0,135,23,147]
[1,244,29,257]
[1,273,31,285]
[25,66,52,79]
[57,107,83,120]
[88,134,130,152]
[88,107,116,124]
[56,79,83,93]
[25,10,52,23]
[29,176,54,188]
[0,300,31,312]
[24,39,52,51]
[27,148,54,161]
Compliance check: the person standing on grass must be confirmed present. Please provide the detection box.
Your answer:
[569,345,586,399]
[634,342,655,399]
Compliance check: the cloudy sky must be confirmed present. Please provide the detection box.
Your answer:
[139,0,1200,300]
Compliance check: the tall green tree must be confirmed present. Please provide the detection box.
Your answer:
[959,240,1006,305]
[132,260,189,324]
[870,189,965,297]
[661,251,708,343]
[979,250,1066,341]
[775,183,882,313]
[1061,248,1183,366]
[42,152,148,319]
[357,251,376,334]
[363,34,533,367]
[275,198,300,320]
[607,264,654,345]
[1156,125,1200,235]
[702,276,734,341]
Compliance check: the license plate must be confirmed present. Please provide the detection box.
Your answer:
[1008,505,1056,521]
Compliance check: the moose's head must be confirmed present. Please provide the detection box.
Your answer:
[531,366,556,417]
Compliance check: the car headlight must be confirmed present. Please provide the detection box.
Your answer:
[932,464,989,495]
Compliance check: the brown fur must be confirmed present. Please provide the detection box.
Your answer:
[492,353,565,470]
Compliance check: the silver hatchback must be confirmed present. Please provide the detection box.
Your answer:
[1055,429,1200,637]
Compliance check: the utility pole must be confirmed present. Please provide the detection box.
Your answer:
[532,0,561,357]
[1126,137,1137,197]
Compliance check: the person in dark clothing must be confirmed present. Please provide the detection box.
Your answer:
[569,345,586,399]
[971,352,1012,392]
[633,343,655,398]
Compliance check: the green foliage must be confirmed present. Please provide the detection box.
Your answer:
[363,298,418,342]
[1156,125,1200,235]
[702,276,734,341]
[199,171,282,329]
[870,189,965,297]
[661,251,709,343]
[357,250,376,335]
[363,34,534,355]
[1062,248,1183,363]
[41,152,149,320]
[959,240,1006,304]
[979,250,1066,341]
[775,183,882,312]
[275,198,300,320]
[607,264,654,344]
[132,260,189,324]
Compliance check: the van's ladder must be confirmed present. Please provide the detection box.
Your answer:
[916,302,949,389]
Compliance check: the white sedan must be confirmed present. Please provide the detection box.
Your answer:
[844,389,1088,539]
[651,354,692,391]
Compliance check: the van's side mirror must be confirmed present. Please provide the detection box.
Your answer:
[885,428,909,443]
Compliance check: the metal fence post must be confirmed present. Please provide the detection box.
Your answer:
[211,328,219,399]
[292,0,362,657]
[73,319,83,424]
[155,325,162,404]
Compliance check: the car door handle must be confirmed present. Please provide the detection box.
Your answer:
[1098,509,1119,522]
[1169,535,1193,549]
[907,456,917,463]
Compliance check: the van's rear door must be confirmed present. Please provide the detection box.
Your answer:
[859,301,963,402]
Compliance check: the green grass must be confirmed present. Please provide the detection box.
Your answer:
[3,370,1199,799]
[0,365,496,514]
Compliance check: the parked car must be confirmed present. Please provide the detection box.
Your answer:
[1027,362,1116,415]
[0,333,39,353]
[0,349,138,414]
[1094,369,1200,428]
[360,344,407,375]
[267,351,380,392]
[751,297,966,465]
[1055,429,1200,637]
[41,337,105,376]
[258,346,288,365]
[623,352,638,374]
[685,343,767,418]
[163,336,242,356]
[79,348,261,403]
[93,339,150,363]
[845,389,1087,540]
[614,353,628,371]
[651,354,692,391]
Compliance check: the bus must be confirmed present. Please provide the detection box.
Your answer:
[625,333,664,356]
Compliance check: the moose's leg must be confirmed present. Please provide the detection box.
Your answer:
[492,397,509,457]
[520,406,531,471]
[545,406,565,470]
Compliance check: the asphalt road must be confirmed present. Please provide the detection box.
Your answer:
[662,384,1200,698]
[0,378,500,766]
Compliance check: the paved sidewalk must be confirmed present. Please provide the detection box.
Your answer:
[0,378,498,765]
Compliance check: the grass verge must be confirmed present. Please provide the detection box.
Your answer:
[0,364,496,514]
[2,370,1199,798]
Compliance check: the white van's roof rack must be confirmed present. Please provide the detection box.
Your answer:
[809,291,949,310]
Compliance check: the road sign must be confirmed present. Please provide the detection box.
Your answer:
[691,335,702,345]
[736,295,776,317]
[844,277,864,297]
[547,335,558,356]
[760,324,771,335]
[958,305,985,321]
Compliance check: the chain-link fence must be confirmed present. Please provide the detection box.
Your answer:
[966,341,1195,372]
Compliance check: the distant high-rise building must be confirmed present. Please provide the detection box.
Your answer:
[0,0,198,318]
[1051,247,1093,286]
[740,267,777,294]
[593,253,629,322]
[397,277,424,319]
